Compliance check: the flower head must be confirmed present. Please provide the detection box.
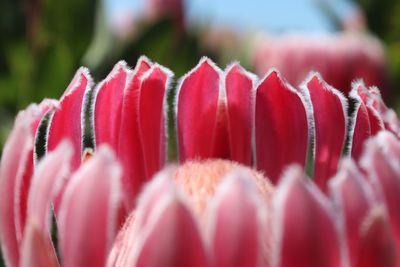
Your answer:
[0,57,399,267]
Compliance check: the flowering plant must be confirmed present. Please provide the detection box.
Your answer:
[0,56,399,267]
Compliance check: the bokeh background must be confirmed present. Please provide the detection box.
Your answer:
[0,0,400,264]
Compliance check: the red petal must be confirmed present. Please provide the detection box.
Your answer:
[0,104,49,267]
[58,146,122,267]
[355,84,384,135]
[211,171,265,267]
[329,159,375,267]
[176,57,228,161]
[305,74,347,192]
[138,65,172,179]
[27,141,72,235]
[349,83,372,160]
[118,56,152,209]
[360,131,400,255]
[273,166,343,267]
[47,67,92,170]
[255,70,308,183]
[93,61,129,150]
[225,63,255,165]
[356,207,397,267]
[19,221,58,267]
[134,191,208,267]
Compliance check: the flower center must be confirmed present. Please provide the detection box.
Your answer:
[171,159,274,220]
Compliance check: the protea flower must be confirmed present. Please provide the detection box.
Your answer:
[252,33,387,97]
[0,56,399,267]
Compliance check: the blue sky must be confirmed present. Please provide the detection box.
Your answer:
[104,0,355,33]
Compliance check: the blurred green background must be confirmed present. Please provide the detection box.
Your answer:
[0,0,400,265]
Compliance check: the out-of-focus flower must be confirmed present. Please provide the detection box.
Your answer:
[0,57,399,267]
[252,32,387,97]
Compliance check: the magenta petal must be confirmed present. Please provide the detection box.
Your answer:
[304,74,347,192]
[356,208,397,267]
[19,221,58,267]
[224,63,255,165]
[273,166,343,267]
[256,70,309,183]
[360,131,400,255]
[27,141,72,235]
[138,65,172,179]
[211,171,265,267]
[58,146,122,267]
[176,57,227,161]
[0,104,49,267]
[134,191,208,267]
[329,159,375,267]
[93,61,130,150]
[47,67,92,170]
[118,56,152,209]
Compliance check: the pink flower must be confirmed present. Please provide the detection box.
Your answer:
[0,57,399,267]
[252,33,387,97]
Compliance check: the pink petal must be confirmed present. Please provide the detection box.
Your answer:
[360,131,400,255]
[27,141,72,235]
[273,166,344,267]
[93,61,130,150]
[118,56,152,209]
[329,159,375,267]
[47,67,92,170]
[14,99,58,244]
[0,104,50,267]
[349,83,372,160]
[19,220,58,267]
[356,207,397,267]
[304,74,347,192]
[134,190,208,267]
[138,65,172,179]
[107,169,174,267]
[255,70,309,183]
[224,63,255,165]
[176,57,228,161]
[210,171,265,267]
[58,145,122,267]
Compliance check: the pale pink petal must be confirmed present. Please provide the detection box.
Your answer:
[133,191,208,267]
[176,57,228,161]
[14,99,58,244]
[303,74,347,192]
[224,63,255,165]
[356,207,397,267]
[58,145,122,267]
[19,220,58,267]
[138,65,172,180]
[0,104,50,267]
[329,159,375,267]
[27,140,72,235]
[210,171,266,267]
[256,70,308,183]
[118,56,152,209]
[107,169,175,267]
[272,166,344,267]
[47,67,92,170]
[93,61,130,150]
